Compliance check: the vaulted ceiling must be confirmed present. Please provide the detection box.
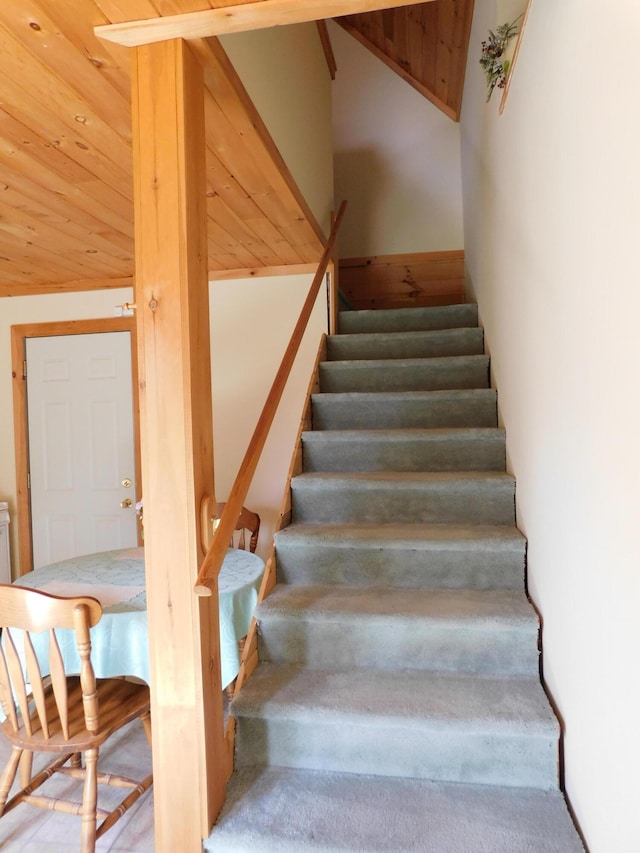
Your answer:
[0,1,474,297]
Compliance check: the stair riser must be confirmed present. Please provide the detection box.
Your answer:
[337,303,479,334]
[311,391,498,430]
[234,717,559,789]
[291,479,516,525]
[319,357,489,394]
[326,328,484,361]
[257,619,539,676]
[302,433,505,473]
[274,539,526,589]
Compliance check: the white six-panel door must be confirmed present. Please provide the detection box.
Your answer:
[26,332,138,569]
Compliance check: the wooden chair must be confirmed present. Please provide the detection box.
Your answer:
[0,585,152,852]
[216,502,260,553]
[215,503,260,700]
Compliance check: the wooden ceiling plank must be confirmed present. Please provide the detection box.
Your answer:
[0,1,132,139]
[390,9,407,63]
[0,275,133,297]
[207,193,298,266]
[0,181,133,263]
[0,134,134,239]
[0,110,134,234]
[0,200,131,280]
[415,3,438,92]
[205,152,299,254]
[207,216,266,268]
[48,0,132,99]
[205,153,307,265]
[0,84,133,200]
[0,239,105,286]
[95,0,432,46]
[434,0,457,110]
[0,25,133,178]
[202,90,322,260]
[194,37,325,251]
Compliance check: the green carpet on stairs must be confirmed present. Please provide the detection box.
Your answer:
[205,302,584,853]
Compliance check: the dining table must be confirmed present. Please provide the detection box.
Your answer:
[12,546,265,690]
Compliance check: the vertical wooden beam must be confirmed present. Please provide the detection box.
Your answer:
[131,39,224,850]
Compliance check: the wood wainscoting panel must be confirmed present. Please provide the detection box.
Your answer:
[339,250,465,309]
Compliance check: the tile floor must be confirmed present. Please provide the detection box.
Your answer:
[0,719,155,851]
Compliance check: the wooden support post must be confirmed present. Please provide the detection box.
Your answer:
[131,39,225,849]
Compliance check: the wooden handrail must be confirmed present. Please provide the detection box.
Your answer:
[194,200,347,596]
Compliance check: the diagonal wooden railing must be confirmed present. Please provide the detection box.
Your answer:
[194,200,346,596]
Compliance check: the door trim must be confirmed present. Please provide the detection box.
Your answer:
[11,317,140,576]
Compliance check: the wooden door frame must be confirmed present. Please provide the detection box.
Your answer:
[11,316,140,577]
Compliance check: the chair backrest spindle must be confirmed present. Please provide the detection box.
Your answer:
[0,587,103,743]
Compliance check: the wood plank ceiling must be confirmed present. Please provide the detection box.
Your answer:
[0,0,474,297]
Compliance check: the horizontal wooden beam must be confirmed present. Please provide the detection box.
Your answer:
[95,0,430,47]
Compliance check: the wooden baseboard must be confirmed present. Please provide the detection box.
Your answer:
[339,250,465,310]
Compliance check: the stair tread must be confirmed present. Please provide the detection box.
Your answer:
[232,663,558,733]
[258,585,536,625]
[302,426,505,441]
[205,766,584,853]
[330,328,482,344]
[276,521,525,547]
[293,470,515,485]
[313,388,496,402]
[326,328,484,360]
[321,354,489,369]
[337,303,479,334]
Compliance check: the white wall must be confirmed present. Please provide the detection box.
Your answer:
[460,2,640,851]
[0,274,326,573]
[329,20,464,259]
[220,23,334,235]
[210,274,326,556]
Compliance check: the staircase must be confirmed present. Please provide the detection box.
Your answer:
[206,304,584,852]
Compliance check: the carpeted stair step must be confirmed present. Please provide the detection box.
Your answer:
[205,766,584,853]
[302,427,505,472]
[311,388,498,430]
[337,302,479,334]
[291,471,515,525]
[326,327,484,361]
[319,354,490,393]
[231,663,560,789]
[274,522,526,589]
[256,585,539,676]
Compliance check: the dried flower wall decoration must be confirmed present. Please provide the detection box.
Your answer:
[480,18,521,102]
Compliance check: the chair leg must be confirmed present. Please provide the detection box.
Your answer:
[0,747,22,814]
[141,710,152,748]
[19,750,33,788]
[80,748,98,853]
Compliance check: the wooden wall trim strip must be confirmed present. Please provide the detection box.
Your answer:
[316,21,337,81]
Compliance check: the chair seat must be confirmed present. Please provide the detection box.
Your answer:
[1,677,150,753]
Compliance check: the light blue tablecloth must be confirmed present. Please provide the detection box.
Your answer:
[13,547,264,689]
